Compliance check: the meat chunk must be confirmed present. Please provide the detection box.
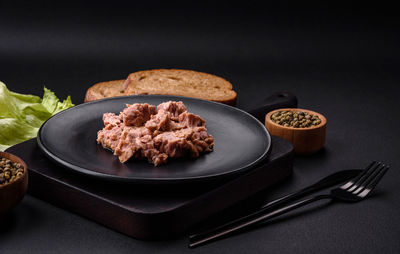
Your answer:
[103,113,122,126]
[97,113,123,151]
[178,112,205,128]
[97,101,214,166]
[97,125,122,151]
[157,101,187,120]
[121,103,156,127]
[144,110,172,132]
[153,132,192,158]
[113,126,152,162]
[154,127,214,158]
[145,103,205,132]
[145,109,186,132]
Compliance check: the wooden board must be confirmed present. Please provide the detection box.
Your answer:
[6,136,294,240]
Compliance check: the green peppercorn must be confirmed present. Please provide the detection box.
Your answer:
[271,110,322,128]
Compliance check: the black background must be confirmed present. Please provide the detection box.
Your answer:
[1,1,400,253]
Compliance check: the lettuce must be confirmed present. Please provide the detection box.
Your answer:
[0,82,74,151]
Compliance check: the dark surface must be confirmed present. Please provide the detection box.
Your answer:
[5,136,293,240]
[37,95,271,184]
[1,1,400,253]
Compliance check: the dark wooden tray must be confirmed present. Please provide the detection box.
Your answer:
[6,136,294,240]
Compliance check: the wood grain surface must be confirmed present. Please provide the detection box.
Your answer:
[6,136,294,239]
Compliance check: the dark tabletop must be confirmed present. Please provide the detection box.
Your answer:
[1,1,399,253]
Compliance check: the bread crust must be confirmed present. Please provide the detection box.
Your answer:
[84,69,237,106]
[84,80,125,102]
[124,69,237,105]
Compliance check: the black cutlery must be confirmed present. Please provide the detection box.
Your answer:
[189,162,388,248]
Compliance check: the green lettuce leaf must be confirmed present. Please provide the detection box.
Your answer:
[0,82,74,151]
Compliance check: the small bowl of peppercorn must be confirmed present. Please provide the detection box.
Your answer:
[265,108,327,155]
[0,151,28,214]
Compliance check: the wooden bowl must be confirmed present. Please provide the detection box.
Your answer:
[0,151,28,214]
[265,108,327,155]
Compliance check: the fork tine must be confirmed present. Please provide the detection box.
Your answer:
[356,166,389,198]
[341,161,379,190]
[352,163,386,194]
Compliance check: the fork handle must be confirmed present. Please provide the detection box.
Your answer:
[189,194,332,248]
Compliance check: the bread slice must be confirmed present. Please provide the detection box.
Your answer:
[84,80,126,103]
[123,69,237,105]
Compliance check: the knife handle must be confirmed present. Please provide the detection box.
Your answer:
[189,194,331,248]
[244,91,298,123]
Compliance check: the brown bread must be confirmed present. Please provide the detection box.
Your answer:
[84,69,237,105]
[124,69,236,105]
[84,80,126,103]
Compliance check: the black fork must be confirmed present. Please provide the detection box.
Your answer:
[189,161,389,248]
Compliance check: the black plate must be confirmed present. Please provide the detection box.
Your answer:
[37,95,271,184]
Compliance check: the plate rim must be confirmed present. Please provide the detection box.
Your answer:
[37,95,271,184]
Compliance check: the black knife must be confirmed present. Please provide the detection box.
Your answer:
[189,169,362,248]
